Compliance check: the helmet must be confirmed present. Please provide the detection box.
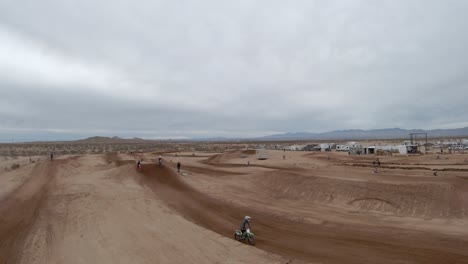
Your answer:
[244,216,251,221]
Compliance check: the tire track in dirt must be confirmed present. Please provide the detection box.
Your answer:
[345,163,468,172]
[200,152,305,172]
[181,165,246,176]
[139,163,468,264]
[0,160,65,264]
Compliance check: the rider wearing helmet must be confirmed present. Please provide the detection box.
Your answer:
[240,216,251,235]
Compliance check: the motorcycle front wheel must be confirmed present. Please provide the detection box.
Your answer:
[234,233,241,241]
[247,236,255,245]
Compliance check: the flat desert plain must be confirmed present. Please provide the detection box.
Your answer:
[1,146,468,263]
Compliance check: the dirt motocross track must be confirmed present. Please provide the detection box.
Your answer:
[0,161,63,263]
[1,150,468,263]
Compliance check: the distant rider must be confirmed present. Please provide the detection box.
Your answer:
[137,159,141,170]
[240,216,251,236]
[158,156,162,167]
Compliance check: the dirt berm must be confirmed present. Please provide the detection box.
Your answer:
[140,163,468,264]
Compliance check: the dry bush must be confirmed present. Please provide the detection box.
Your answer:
[11,163,20,170]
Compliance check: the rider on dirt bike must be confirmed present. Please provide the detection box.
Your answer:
[240,216,251,236]
[158,156,162,167]
[234,215,255,245]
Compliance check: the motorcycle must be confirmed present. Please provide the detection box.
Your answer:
[234,228,255,245]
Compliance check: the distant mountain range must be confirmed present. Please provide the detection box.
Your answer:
[258,127,468,141]
[71,127,468,143]
[76,136,147,143]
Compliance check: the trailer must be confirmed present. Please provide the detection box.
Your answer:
[256,149,269,160]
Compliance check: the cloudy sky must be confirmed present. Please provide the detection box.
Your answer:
[1,0,468,141]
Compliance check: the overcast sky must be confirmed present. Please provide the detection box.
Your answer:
[1,0,468,141]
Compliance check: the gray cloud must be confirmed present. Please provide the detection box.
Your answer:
[1,0,468,141]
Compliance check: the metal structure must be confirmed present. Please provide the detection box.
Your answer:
[410,133,428,153]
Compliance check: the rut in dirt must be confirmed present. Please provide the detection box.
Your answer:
[0,160,65,264]
[138,163,468,264]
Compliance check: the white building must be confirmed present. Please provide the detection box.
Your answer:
[398,143,418,154]
[288,145,307,151]
[319,143,332,151]
[375,145,401,151]
[337,141,360,152]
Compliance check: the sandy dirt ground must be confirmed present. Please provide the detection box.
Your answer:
[1,149,468,263]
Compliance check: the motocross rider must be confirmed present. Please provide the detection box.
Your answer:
[240,216,251,236]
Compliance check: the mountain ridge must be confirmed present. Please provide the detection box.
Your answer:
[258,127,468,141]
[35,127,468,143]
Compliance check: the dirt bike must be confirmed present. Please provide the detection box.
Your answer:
[234,228,255,245]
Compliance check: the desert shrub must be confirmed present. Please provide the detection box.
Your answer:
[11,163,20,170]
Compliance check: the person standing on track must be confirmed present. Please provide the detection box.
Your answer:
[177,162,181,172]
